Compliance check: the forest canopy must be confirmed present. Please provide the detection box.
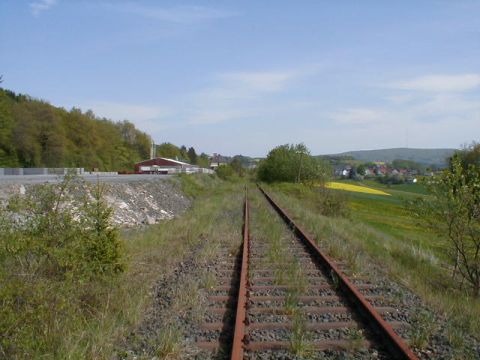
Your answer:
[0,88,152,171]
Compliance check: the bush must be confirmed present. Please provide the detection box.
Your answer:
[412,145,480,297]
[377,174,405,185]
[216,164,235,180]
[257,143,330,184]
[0,175,124,357]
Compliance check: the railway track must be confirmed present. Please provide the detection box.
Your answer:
[196,185,418,359]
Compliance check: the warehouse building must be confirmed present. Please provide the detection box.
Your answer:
[134,157,212,174]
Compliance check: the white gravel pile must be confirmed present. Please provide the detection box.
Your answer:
[0,178,191,227]
[102,180,190,226]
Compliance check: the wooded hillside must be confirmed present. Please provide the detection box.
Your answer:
[0,88,152,171]
[326,147,456,166]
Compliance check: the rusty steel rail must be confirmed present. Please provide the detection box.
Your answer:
[230,186,250,360]
[257,185,418,360]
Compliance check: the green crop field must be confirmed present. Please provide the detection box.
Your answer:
[333,179,447,261]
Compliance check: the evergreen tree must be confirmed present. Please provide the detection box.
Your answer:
[187,147,197,164]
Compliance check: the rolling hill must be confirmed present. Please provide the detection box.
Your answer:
[325,148,457,166]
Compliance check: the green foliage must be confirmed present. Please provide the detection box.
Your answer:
[257,143,330,184]
[391,159,425,172]
[187,147,197,164]
[0,176,124,358]
[356,164,366,176]
[410,309,436,349]
[229,156,246,177]
[378,174,406,185]
[197,152,210,168]
[453,142,480,168]
[156,142,182,160]
[177,173,220,198]
[216,164,235,180]
[154,326,182,358]
[214,158,248,181]
[413,147,480,297]
[0,88,151,170]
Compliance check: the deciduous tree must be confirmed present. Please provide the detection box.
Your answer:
[413,143,480,297]
[257,143,330,184]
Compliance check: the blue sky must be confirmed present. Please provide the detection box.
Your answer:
[1,1,479,156]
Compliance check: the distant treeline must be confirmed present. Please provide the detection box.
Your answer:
[154,142,210,168]
[0,88,152,171]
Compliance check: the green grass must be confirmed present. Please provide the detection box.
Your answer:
[332,179,447,262]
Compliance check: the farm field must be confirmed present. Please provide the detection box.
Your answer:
[331,179,447,261]
[325,181,391,195]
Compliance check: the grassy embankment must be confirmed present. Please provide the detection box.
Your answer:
[265,180,479,356]
[0,174,244,359]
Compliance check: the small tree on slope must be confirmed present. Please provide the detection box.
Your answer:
[414,144,480,297]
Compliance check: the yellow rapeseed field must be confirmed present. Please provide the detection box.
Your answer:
[325,182,391,196]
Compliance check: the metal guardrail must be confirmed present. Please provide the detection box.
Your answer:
[0,168,85,176]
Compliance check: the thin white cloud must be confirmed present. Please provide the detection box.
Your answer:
[106,3,236,24]
[188,109,247,125]
[329,93,480,131]
[329,108,388,125]
[220,70,297,92]
[186,66,321,125]
[408,94,480,118]
[389,74,480,92]
[30,0,57,16]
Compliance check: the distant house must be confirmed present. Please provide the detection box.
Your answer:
[210,161,228,170]
[209,153,229,170]
[134,157,212,174]
[375,165,387,176]
[333,165,353,178]
[365,167,376,176]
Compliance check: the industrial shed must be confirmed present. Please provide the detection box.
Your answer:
[134,157,212,174]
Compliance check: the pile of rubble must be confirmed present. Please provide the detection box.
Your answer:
[0,178,191,227]
[103,180,190,226]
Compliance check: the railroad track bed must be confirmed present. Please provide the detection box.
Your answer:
[243,188,396,359]
[117,186,478,360]
[194,249,242,349]
[192,187,419,359]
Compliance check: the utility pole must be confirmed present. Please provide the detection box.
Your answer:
[296,151,304,183]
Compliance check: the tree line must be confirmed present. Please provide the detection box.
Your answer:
[154,142,210,168]
[0,88,154,171]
